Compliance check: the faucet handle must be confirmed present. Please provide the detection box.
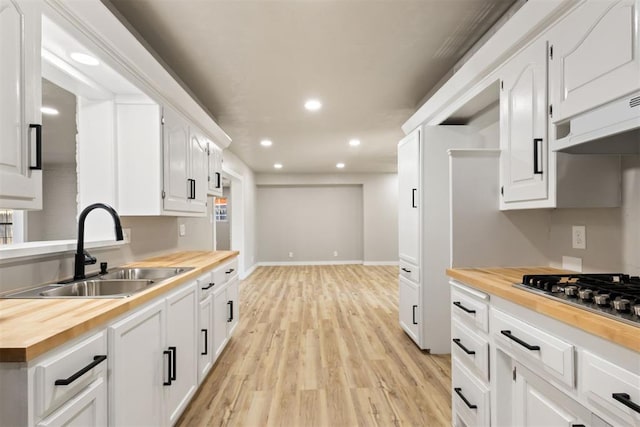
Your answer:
[83,250,97,265]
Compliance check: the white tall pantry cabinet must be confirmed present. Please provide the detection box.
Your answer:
[397,126,484,353]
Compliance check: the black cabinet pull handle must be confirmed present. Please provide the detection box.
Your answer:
[571,425,586,427]
[192,179,196,199]
[412,305,418,324]
[54,355,106,386]
[228,300,234,322]
[453,301,476,314]
[454,387,477,409]
[163,350,172,386]
[533,138,543,174]
[215,172,221,189]
[225,268,235,274]
[202,282,215,290]
[169,346,177,380]
[411,188,417,208]
[29,124,42,170]
[612,393,640,414]
[401,267,411,273]
[452,338,476,355]
[500,330,540,351]
[201,329,208,355]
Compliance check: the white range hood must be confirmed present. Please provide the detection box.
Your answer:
[552,91,640,154]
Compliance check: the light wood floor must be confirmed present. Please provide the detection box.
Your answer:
[177,265,452,427]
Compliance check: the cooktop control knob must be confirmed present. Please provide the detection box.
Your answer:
[578,288,593,301]
[594,294,611,306]
[612,298,631,312]
[564,285,578,297]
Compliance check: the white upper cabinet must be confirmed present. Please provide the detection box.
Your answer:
[397,128,420,266]
[549,0,640,123]
[116,102,208,216]
[0,0,42,210]
[207,143,223,197]
[500,38,548,204]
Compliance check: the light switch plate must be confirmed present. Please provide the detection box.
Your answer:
[179,223,186,237]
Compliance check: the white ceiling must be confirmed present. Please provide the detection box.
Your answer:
[106,0,515,173]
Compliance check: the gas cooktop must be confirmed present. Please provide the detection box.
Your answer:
[513,273,640,327]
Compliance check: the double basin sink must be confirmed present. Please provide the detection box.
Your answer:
[2,267,194,299]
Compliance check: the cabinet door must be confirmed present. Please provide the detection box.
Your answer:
[36,377,107,427]
[163,107,191,212]
[189,130,208,212]
[512,362,591,427]
[165,282,198,425]
[198,296,214,384]
[208,143,223,196]
[226,277,239,337]
[500,38,548,204]
[549,0,640,122]
[108,299,165,427]
[0,0,42,209]
[212,284,229,360]
[399,276,420,345]
[397,128,420,265]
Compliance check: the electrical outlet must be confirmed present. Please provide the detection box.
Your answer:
[179,223,186,237]
[333,251,338,257]
[288,252,293,258]
[572,225,586,249]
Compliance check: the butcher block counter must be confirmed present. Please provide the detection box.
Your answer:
[447,266,640,353]
[0,251,238,363]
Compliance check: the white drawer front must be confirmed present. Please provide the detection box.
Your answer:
[399,260,419,283]
[196,270,214,299]
[492,309,574,388]
[452,357,491,427]
[581,351,640,426]
[451,286,489,333]
[35,330,107,420]
[223,258,239,280]
[452,318,489,382]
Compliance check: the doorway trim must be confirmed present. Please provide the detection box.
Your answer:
[221,165,245,277]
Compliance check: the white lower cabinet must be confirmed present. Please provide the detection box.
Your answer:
[451,279,640,427]
[108,281,197,426]
[399,275,420,343]
[165,285,198,425]
[198,295,214,383]
[109,298,166,426]
[0,330,108,427]
[212,274,239,359]
[37,377,107,427]
[512,361,590,427]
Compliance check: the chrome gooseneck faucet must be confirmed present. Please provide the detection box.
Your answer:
[74,203,124,280]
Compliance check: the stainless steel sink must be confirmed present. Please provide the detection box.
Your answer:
[99,267,190,281]
[39,280,155,297]
[0,266,194,299]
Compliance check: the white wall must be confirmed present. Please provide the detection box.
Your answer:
[545,155,639,275]
[257,185,363,263]
[256,173,398,264]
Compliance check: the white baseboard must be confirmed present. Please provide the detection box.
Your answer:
[258,260,364,266]
[363,261,399,266]
[240,263,258,279]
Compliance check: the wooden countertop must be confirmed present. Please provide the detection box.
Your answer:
[447,267,640,353]
[0,251,239,363]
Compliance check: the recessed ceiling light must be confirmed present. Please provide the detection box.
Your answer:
[70,52,100,66]
[41,106,59,115]
[304,99,322,111]
[260,139,273,147]
[336,163,345,169]
[349,139,361,147]
[274,163,283,169]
